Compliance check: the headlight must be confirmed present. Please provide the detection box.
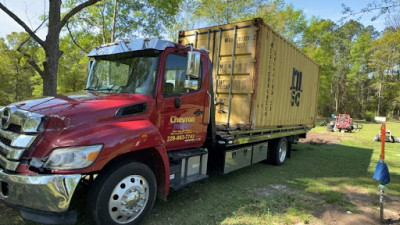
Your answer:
[44,145,103,170]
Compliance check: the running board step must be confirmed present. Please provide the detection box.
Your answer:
[170,174,208,190]
[168,148,208,190]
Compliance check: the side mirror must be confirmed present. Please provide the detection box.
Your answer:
[184,80,198,90]
[186,51,200,78]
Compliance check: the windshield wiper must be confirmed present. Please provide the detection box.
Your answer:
[84,88,97,91]
[98,85,115,92]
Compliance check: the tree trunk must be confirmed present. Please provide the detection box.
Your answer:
[42,0,62,96]
[14,64,19,101]
[43,35,62,96]
[101,3,107,43]
[377,71,384,116]
[111,0,118,42]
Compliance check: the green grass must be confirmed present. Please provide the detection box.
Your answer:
[1,122,400,224]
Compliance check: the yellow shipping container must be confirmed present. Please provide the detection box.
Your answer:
[179,18,320,131]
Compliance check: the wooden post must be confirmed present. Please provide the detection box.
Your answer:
[381,123,385,161]
[380,123,386,222]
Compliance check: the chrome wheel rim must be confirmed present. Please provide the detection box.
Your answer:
[108,175,149,224]
[278,141,287,163]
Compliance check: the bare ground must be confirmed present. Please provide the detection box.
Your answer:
[313,185,400,225]
[299,132,346,145]
[253,184,400,225]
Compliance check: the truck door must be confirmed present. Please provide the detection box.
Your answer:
[157,50,209,150]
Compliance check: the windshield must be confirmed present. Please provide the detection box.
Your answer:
[86,55,159,95]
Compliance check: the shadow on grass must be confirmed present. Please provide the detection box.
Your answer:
[141,143,386,225]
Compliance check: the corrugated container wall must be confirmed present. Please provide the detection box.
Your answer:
[179,18,320,130]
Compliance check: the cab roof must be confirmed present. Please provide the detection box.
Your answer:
[87,38,176,57]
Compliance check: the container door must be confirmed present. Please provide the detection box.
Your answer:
[158,52,208,150]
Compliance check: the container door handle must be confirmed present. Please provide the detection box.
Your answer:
[194,109,203,115]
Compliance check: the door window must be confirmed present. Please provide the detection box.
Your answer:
[163,54,201,95]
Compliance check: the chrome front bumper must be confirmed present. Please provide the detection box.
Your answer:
[0,169,81,213]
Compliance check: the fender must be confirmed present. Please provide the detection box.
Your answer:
[47,119,165,174]
[154,145,170,198]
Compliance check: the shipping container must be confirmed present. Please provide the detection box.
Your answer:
[179,18,320,131]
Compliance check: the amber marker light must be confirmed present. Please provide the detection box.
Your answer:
[141,134,148,139]
[88,151,100,161]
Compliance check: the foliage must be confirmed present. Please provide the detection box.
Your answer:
[65,0,182,43]
[300,17,399,119]
[57,34,94,93]
[191,0,262,25]
[0,33,43,105]
[250,0,307,44]
[302,18,336,116]
[190,0,307,45]
[364,111,376,121]
[369,30,400,117]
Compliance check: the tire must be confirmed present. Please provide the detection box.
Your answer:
[88,162,157,225]
[286,141,292,158]
[269,138,288,166]
[326,125,334,132]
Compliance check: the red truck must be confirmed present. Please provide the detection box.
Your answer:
[326,114,362,132]
[0,19,319,225]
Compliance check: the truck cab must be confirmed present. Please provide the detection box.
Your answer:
[0,38,210,225]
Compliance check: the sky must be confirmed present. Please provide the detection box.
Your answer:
[0,0,48,39]
[0,0,388,39]
[285,0,387,31]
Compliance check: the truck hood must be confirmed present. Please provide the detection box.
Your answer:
[15,91,153,128]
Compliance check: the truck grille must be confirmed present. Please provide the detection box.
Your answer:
[0,136,11,146]
[0,106,43,171]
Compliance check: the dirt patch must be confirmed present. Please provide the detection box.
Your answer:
[341,186,400,225]
[299,132,345,145]
[252,184,298,197]
[253,184,400,225]
[313,186,400,225]
[312,203,378,225]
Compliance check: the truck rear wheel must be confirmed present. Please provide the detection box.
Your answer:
[269,138,288,166]
[88,162,157,225]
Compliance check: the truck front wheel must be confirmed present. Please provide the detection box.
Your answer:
[269,138,288,166]
[88,162,157,225]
